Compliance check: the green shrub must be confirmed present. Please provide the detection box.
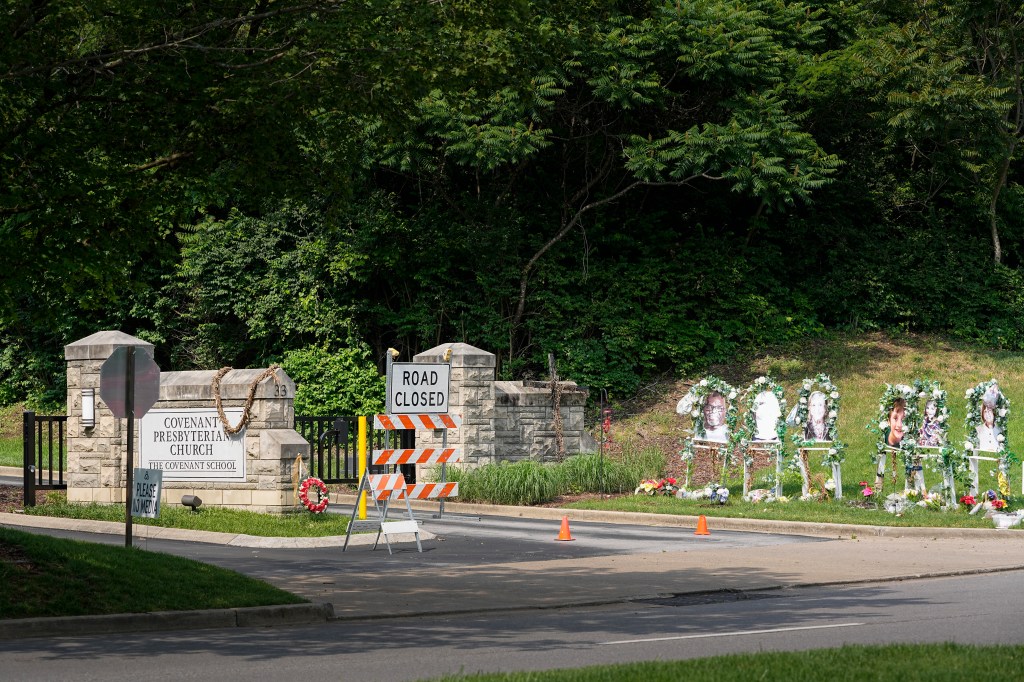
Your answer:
[280,343,385,415]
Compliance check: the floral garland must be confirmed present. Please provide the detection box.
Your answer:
[963,379,1010,453]
[790,373,846,466]
[678,376,740,466]
[963,379,1018,480]
[869,383,920,472]
[912,379,950,445]
[738,376,787,470]
[912,379,963,493]
[298,477,330,513]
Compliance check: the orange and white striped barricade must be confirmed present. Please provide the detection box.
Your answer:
[343,471,422,554]
[374,414,462,431]
[374,413,462,517]
[373,449,463,503]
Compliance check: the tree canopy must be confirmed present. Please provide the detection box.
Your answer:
[1,0,1022,409]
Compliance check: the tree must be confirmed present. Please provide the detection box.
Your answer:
[365,0,842,368]
[855,0,1024,264]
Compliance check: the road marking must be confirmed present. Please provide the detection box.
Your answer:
[605,622,864,645]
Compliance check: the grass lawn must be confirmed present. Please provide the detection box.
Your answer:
[0,527,305,619]
[23,491,349,537]
[427,643,1024,681]
[562,489,1019,528]
[0,437,21,468]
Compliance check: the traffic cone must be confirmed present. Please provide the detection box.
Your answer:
[694,515,710,536]
[555,515,575,541]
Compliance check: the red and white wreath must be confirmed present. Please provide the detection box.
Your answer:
[298,477,329,514]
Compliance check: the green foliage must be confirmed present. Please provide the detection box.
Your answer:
[280,344,385,416]
[2,0,1024,412]
[558,450,664,494]
[444,448,664,504]
[448,460,562,506]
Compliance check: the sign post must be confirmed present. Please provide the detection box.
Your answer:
[100,346,161,547]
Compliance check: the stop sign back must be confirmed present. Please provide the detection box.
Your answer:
[100,346,161,418]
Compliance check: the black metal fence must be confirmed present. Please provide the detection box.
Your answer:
[23,411,68,507]
[294,416,417,484]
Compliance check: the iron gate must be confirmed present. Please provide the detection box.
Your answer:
[23,411,68,507]
[293,416,416,484]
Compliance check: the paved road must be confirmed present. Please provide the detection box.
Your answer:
[0,570,1021,681]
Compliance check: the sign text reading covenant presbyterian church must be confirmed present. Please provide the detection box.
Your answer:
[139,409,246,482]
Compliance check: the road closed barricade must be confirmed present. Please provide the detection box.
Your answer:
[373,413,462,512]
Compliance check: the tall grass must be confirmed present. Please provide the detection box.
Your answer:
[438,447,666,505]
[445,460,561,505]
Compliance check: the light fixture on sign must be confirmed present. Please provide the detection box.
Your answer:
[81,388,96,429]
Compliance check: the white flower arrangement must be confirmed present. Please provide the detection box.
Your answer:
[963,379,1011,461]
[737,376,787,469]
[869,382,920,474]
[789,373,846,466]
[913,379,950,447]
[883,492,913,515]
[676,484,731,504]
[679,376,740,469]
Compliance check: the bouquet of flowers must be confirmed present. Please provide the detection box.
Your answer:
[676,482,731,504]
[958,494,977,508]
[634,477,680,496]
[744,488,789,503]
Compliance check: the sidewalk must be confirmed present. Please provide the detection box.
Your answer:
[1,501,1022,640]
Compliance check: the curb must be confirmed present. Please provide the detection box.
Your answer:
[0,602,335,640]
[337,495,1024,540]
[0,512,435,547]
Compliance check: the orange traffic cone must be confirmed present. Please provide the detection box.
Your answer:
[555,515,575,541]
[694,515,710,536]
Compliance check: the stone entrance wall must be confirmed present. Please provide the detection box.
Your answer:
[65,331,307,513]
[63,333,592,508]
[413,343,594,469]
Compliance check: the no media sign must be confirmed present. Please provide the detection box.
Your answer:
[388,363,450,414]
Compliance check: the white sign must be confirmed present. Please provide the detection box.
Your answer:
[388,363,450,414]
[131,468,162,518]
[139,409,246,482]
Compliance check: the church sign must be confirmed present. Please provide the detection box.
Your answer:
[139,409,246,482]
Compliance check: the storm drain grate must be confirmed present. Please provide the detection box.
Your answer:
[633,590,778,607]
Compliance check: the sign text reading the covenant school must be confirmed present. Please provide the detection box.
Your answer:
[139,409,246,482]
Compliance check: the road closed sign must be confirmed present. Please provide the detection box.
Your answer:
[388,363,450,414]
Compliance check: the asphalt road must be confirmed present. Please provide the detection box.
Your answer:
[13,510,824,572]
[1,570,1020,681]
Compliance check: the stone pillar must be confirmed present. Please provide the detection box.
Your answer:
[65,331,155,504]
[413,343,495,465]
[64,331,308,513]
